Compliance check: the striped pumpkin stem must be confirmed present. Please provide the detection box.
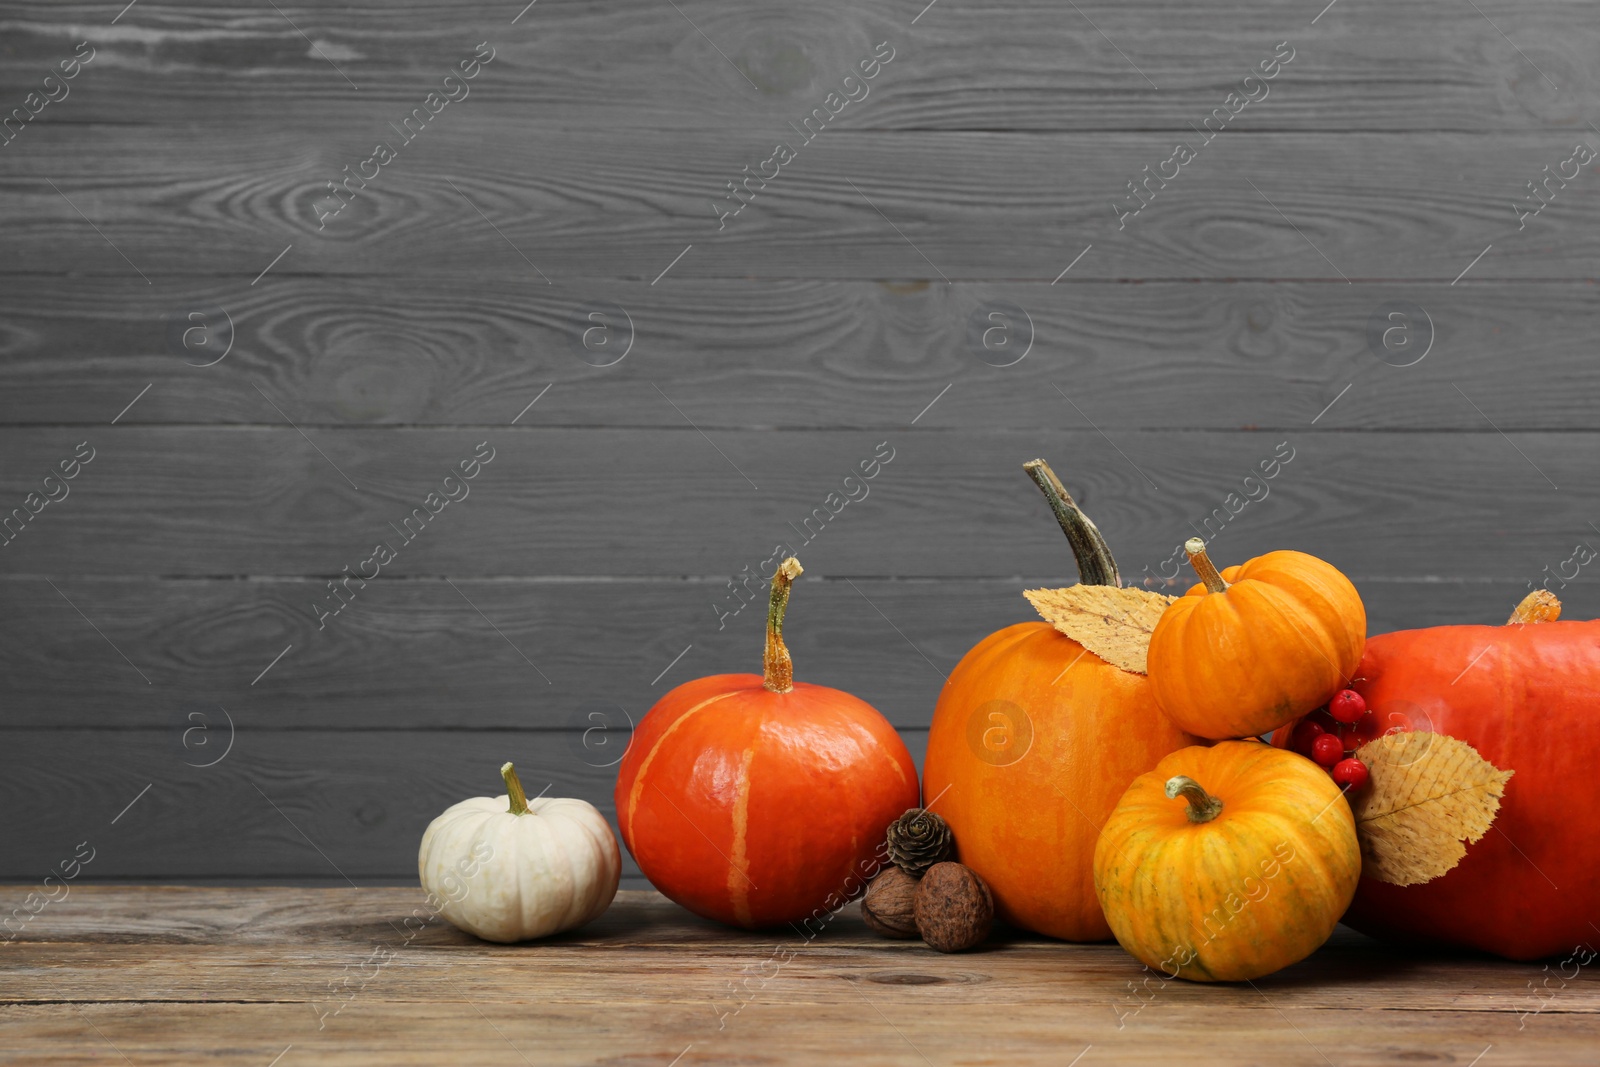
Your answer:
[1508,589,1561,625]
[1024,459,1121,588]
[763,557,804,693]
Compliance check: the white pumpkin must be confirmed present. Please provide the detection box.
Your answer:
[418,762,621,942]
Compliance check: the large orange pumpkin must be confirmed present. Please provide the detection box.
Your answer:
[615,558,918,929]
[1271,591,1600,960]
[1147,538,1366,739]
[923,460,1197,941]
[1094,741,1361,981]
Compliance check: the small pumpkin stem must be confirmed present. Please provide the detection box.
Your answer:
[1185,538,1228,594]
[501,762,531,816]
[1508,589,1561,625]
[1166,776,1224,823]
[1023,459,1121,588]
[763,557,804,693]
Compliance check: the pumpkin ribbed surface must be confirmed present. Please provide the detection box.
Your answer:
[924,621,1196,941]
[615,673,918,929]
[1299,619,1600,960]
[1094,741,1360,981]
[1148,549,1366,739]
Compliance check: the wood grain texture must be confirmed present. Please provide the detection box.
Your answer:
[0,429,1594,577]
[0,728,933,881]
[1,277,1597,431]
[6,1000,1593,1067]
[1,0,1593,131]
[0,577,1581,731]
[6,126,1599,280]
[7,0,1600,901]
[0,888,1594,1066]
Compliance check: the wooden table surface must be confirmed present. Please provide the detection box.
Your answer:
[3,888,1595,1065]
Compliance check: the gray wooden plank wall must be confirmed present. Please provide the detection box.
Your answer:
[2,0,1597,885]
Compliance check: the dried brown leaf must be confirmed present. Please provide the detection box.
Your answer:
[1023,585,1175,674]
[1352,732,1513,887]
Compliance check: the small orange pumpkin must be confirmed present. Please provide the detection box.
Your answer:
[1147,538,1365,739]
[1093,741,1360,982]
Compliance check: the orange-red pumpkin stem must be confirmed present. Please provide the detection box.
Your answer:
[763,557,804,693]
[1165,775,1224,823]
[501,761,531,816]
[1508,589,1561,625]
[1184,538,1229,594]
[1024,459,1121,588]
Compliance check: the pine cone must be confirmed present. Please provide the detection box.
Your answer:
[886,808,953,877]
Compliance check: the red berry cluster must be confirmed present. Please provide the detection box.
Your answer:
[1288,688,1371,791]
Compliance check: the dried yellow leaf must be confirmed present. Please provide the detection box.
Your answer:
[1352,732,1513,887]
[1023,585,1175,674]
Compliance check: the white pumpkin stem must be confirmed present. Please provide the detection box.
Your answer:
[1185,538,1228,594]
[763,557,804,693]
[501,762,531,816]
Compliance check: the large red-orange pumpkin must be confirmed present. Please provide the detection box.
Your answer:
[615,558,918,929]
[923,461,1197,941]
[1271,591,1600,960]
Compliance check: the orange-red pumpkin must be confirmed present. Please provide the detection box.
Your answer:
[1147,538,1366,739]
[923,461,1197,941]
[1094,741,1361,981]
[1271,591,1600,960]
[615,558,918,929]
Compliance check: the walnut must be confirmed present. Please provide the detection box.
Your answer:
[860,866,920,939]
[913,862,993,952]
